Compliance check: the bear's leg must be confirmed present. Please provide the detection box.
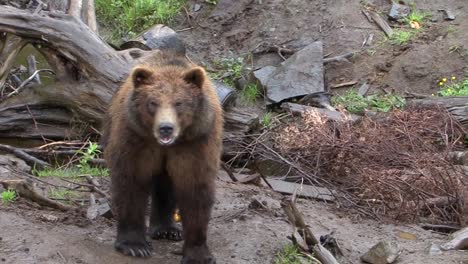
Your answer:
[176,184,216,264]
[168,163,215,264]
[149,173,182,241]
[112,170,153,257]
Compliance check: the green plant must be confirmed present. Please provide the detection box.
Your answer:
[389,29,416,45]
[77,142,101,169]
[332,90,369,113]
[213,55,246,87]
[367,93,406,112]
[405,10,430,24]
[1,189,16,204]
[240,83,260,105]
[205,0,217,4]
[261,112,273,128]
[96,0,186,43]
[33,142,109,178]
[33,166,109,178]
[438,76,468,96]
[332,90,406,114]
[274,244,320,264]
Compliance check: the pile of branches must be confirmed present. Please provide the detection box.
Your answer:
[272,106,467,224]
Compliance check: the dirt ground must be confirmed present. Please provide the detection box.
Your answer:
[1,0,468,263]
[177,0,467,95]
[1,177,466,264]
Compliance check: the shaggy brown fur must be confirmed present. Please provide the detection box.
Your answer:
[101,52,223,264]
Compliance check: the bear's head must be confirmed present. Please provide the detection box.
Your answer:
[127,65,209,146]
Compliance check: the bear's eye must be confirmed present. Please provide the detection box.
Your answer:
[147,100,158,113]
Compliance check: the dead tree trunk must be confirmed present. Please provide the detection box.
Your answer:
[0,5,154,139]
[409,97,468,128]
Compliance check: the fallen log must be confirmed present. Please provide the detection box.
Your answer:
[0,143,50,169]
[409,97,468,128]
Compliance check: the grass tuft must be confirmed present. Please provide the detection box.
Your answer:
[389,29,416,45]
[274,244,320,264]
[332,90,406,114]
[261,112,273,128]
[240,83,260,105]
[33,166,109,178]
[96,0,187,43]
[405,10,430,24]
[1,189,16,204]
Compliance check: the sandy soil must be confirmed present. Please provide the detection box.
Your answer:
[0,178,466,264]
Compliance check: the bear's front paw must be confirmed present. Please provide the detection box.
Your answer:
[114,239,152,258]
[181,255,216,264]
[150,224,183,241]
[181,245,215,264]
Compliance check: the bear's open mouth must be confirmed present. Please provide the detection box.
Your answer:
[159,135,175,146]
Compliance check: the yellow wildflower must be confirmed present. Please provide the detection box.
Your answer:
[452,76,456,80]
[439,82,444,86]
[431,94,435,96]
[442,78,447,82]
[447,88,452,92]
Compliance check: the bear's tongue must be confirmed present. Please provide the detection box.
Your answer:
[159,135,174,145]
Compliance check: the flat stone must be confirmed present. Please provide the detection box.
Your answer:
[253,66,276,90]
[87,202,113,220]
[192,4,202,12]
[266,179,334,202]
[388,2,410,21]
[361,241,401,264]
[265,41,324,104]
[120,24,186,56]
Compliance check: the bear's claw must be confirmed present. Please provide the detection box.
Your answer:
[115,240,152,258]
[151,225,183,241]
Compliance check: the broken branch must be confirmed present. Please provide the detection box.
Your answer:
[281,198,340,264]
[0,179,74,211]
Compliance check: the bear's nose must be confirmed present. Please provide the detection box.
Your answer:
[159,123,174,137]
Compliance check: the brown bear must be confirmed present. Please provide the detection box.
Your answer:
[101,51,223,264]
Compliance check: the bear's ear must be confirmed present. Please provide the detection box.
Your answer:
[182,67,205,89]
[131,66,154,88]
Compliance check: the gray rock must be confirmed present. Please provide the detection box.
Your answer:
[264,41,324,104]
[361,241,401,264]
[388,2,410,21]
[87,202,113,220]
[440,226,468,250]
[440,9,456,21]
[253,66,276,90]
[120,24,186,56]
[428,243,442,256]
[192,3,202,12]
[40,214,59,222]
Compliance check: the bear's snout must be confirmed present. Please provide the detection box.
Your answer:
[153,106,180,146]
[159,123,174,137]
